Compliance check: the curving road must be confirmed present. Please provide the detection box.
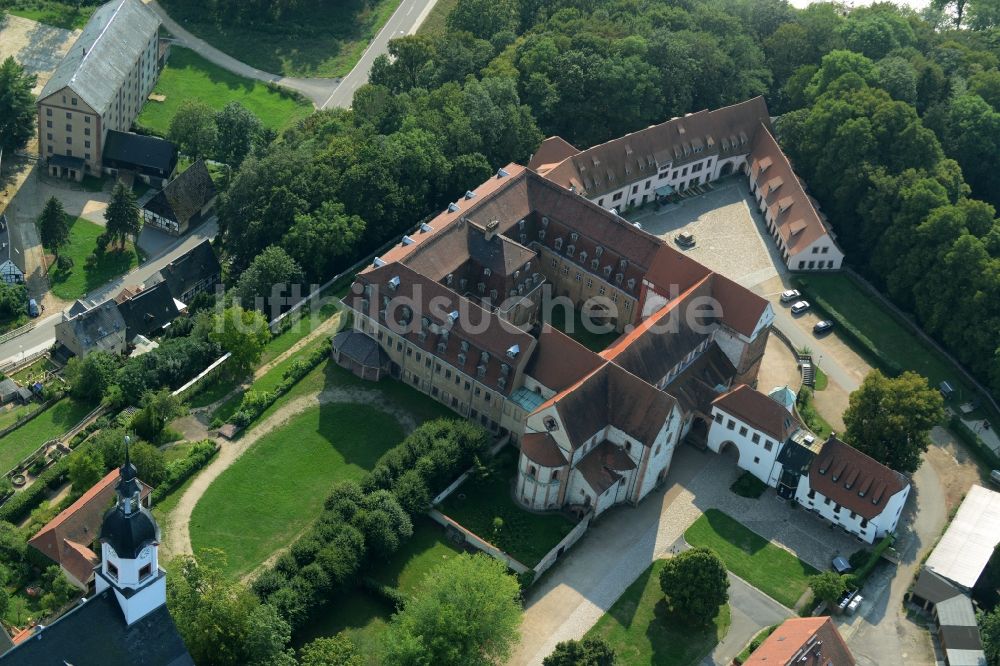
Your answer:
[143,0,439,109]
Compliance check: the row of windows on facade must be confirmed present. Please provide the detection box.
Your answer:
[764,220,837,269]
[106,560,153,582]
[595,158,715,206]
[46,133,91,149]
[407,370,502,433]
[46,146,91,161]
[372,323,496,403]
[714,411,776,451]
[804,489,870,527]
[46,108,91,122]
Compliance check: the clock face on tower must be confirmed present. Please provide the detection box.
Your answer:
[140,546,151,559]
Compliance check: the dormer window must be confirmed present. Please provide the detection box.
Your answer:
[566,245,575,258]
[554,238,563,251]
[541,216,549,227]
[388,276,400,290]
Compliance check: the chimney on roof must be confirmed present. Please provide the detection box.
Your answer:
[484,219,500,242]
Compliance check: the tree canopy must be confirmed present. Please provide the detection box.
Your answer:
[0,56,36,154]
[209,305,271,379]
[659,547,729,625]
[543,638,617,666]
[38,197,70,258]
[103,182,141,250]
[843,370,945,473]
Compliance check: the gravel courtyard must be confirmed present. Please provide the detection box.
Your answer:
[0,15,78,95]
[630,178,788,289]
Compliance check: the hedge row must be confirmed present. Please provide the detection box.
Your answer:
[253,419,488,630]
[0,442,91,524]
[150,440,219,505]
[949,416,1000,470]
[794,278,904,377]
[851,534,894,585]
[230,342,328,428]
[254,482,412,631]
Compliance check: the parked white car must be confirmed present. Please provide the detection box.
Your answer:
[780,289,801,303]
[791,300,811,315]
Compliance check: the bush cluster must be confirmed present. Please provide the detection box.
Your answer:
[150,440,219,505]
[114,336,221,406]
[254,481,411,630]
[363,418,489,514]
[253,419,487,629]
[230,343,327,427]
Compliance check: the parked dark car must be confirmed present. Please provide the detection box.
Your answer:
[674,232,695,249]
[814,320,834,334]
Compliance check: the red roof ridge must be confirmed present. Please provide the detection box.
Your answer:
[600,274,713,361]
[30,470,120,541]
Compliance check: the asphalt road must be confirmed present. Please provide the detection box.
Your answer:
[0,219,218,365]
[704,573,792,665]
[320,0,438,109]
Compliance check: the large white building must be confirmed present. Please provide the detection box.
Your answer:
[708,384,909,543]
[530,97,845,271]
[36,0,163,181]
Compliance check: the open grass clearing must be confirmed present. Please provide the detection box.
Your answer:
[158,0,401,78]
[1,0,95,29]
[585,559,731,666]
[190,401,404,578]
[439,448,577,567]
[685,509,817,608]
[186,375,238,409]
[46,217,140,301]
[0,403,36,433]
[0,397,92,473]
[135,47,312,137]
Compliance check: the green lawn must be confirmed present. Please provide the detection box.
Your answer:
[799,273,979,405]
[0,403,36,433]
[813,365,828,391]
[0,398,92,473]
[543,305,621,353]
[416,0,457,36]
[585,559,731,666]
[1,0,95,29]
[189,402,404,578]
[46,217,140,301]
[135,47,312,136]
[186,375,238,408]
[10,357,56,385]
[292,518,462,662]
[798,390,832,439]
[158,0,402,78]
[685,509,817,608]
[439,448,577,567]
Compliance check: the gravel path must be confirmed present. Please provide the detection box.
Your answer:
[161,384,417,559]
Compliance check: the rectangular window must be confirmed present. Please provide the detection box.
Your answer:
[85,115,91,124]
[84,128,91,136]
[107,562,119,580]
[65,124,72,132]
[71,97,77,106]
[46,133,52,141]
[672,170,679,179]
[597,198,604,206]
[46,121,52,128]
[84,141,91,149]
[682,167,688,176]
[612,192,623,202]
[739,426,748,436]
[598,286,606,296]
[66,137,72,145]
[751,433,760,444]
[46,108,52,116]
[631,185,638,194]
[764,440,773,451]
[445,369,452,379]
[586,278,593,288]
[85,153,91,160]
[645,180,651,190]
[822,247,829,254]
[714,412,723,423]
[753,456,760,464]
[574,272,581,281]
[139,563,152,580]
[551,259,558,269]
[726,419,735,430]
[812,247,819,254]
[66,112,72,119]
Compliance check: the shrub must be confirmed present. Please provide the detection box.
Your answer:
[361,577,406,611]
[149,440,218,505]
[848,548,871,570]
[0,443,87,523]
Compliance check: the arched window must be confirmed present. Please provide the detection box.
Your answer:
[551,469,559,481]
[528,466,537,478]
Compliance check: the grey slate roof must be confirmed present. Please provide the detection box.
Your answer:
[156,240,220,300]
[64,300,126,349]
[0,590,192,665]
[937,595,979,628]
[143,160,218,224]
[911,567,964,606]
[0,379,18,401]
[38,0,160,115]
[103,131,178,174]
[116,282,181,341]
[333,330,386,369]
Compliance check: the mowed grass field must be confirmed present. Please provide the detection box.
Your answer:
[585,559,731,666]
[158,0,401,78]
[136,47,312,136]
[2,0,95,29]
[47,217,140,301]
[685,509,817,608]
[0,398,92,473]
[189,401,405,578]
[416,0,457,37]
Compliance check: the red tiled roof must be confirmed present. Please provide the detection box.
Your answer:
[710,273,769,338]
[744,617,855,665]
[809,437,909,520]
[525,324,604,393]
[750,124,839,257]
[520,432,568,467]
[29,469,152,584]
[576,441,637,494]
[712,384,799,441]
[528,136,579,173]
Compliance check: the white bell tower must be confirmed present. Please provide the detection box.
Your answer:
[95,435,166,625]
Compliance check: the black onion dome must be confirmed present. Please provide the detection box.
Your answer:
[100,505,158,558]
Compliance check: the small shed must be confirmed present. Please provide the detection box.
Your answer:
[940,381,956,400]
[0,379,20,404]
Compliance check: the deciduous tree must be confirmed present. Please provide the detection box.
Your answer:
[658,547,729,625]
[843,370,945,473]
[234,245,305,313]
[209,305,270,379]
[68,448,104,495]
[298,636,362,666]
[64,351,120,403]
[382,553,522,666]
[214,101,263,167]
[543,638,617,666]
[809,571,848,606]
[168,100,218,159]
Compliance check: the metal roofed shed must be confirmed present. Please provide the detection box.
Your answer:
[925,484,1000,589]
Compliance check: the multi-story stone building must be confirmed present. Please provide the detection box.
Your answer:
[336,153,775,517]
[36,0,163,181]
[530,97,845,271]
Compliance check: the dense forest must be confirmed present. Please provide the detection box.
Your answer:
[215,0,1000,396]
